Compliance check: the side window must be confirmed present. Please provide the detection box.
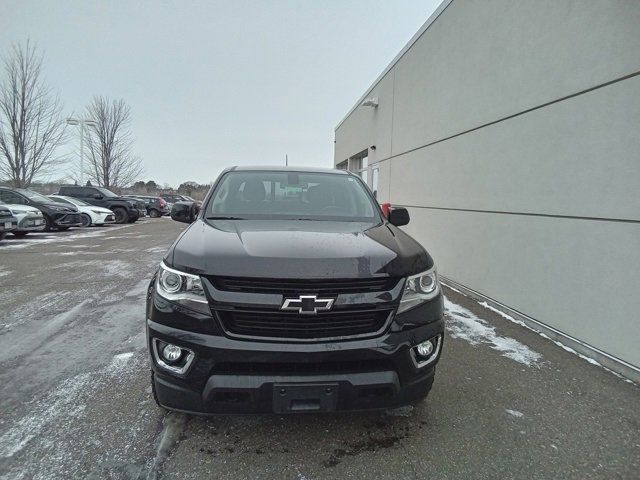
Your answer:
[54,197,71,205]
[83,188,98,197]
[0,190,25,204]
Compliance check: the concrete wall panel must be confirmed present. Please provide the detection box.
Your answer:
[390,75,640,221]
[391,0,640,155]
[401,206,640,367]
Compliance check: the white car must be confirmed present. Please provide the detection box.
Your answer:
[48,195,116,227]
[0,202,46,238]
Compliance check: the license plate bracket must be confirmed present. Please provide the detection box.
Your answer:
[272,382,339,413]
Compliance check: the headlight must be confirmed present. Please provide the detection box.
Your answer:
[91,210,105,214]
[398,266,440,313]
[156,262,210,315]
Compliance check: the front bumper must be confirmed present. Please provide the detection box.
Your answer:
[0,217,18,232]
[147,290,444,414]
[16,215,45,231]
[94,212,116,224]
[52,212,82,227]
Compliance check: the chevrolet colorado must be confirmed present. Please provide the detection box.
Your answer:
[147,167,444,414]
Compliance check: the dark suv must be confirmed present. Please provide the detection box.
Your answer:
[0,187,82,231]
[124,195,170,217]
[147,167,443,414]
[58,185,144,224]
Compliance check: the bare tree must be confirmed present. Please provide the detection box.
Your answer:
[0,41,67,187]
[82,96,143,189]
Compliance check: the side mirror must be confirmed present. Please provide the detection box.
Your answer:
[388,207,410,227]
[92,193,103,199]
[171,201,197,223]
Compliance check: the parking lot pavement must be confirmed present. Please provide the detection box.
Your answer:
[0,220,638,480]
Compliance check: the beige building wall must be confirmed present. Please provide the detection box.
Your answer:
[334,0,640,378]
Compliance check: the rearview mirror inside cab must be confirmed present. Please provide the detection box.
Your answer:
[388,207,410,227]
[171,201,197,223]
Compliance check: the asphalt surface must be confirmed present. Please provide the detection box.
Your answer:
[0,218,638,480]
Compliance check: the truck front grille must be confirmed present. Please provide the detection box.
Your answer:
[217,309,392,340]
[211,277,398,295]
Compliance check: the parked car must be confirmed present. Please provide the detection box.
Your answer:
[48,195,116,227]
[0,201,45,237]
[57,185,145,224]
[123,195,170,217]
[160,193,196,204]
[0,205,18,241]
[0,187,82,231]
[148,167,443,415]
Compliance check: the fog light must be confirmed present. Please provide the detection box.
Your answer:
[161,343,183,363]
[416,339,434,357]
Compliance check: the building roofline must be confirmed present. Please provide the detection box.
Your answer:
[334,0,453,131]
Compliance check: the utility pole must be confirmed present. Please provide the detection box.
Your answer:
[66,118,97,185]
[285,154,288,166]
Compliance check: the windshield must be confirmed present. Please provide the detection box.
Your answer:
[62,196,89,206]
[96,187,118,197]
[206,171,379,222]
[16,188,53,203]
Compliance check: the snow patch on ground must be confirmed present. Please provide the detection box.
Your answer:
[0,299,91,362]
[0,224,133,249]
[442,283,635,384]
[506,409,524,418]
[0,351,137,458]
[444,296,542,367]
[0,291,75,333]
[0,266,11,278]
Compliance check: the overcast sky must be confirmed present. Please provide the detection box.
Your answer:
[1,0,441,187]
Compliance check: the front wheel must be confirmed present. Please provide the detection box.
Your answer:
[113,207,128,224]
[149,209,160,218]
[43,215,53,231]
[80,213,92,227]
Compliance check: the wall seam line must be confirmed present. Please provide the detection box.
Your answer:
[365,69,640,166]
[395,204,640,224]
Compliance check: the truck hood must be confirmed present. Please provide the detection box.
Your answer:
[168,219,432,279]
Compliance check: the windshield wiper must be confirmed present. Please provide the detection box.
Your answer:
[206,215,246,220]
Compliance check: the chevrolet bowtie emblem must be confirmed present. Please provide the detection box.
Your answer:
[281,295,334,315]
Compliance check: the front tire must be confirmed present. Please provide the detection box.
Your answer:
[44,215,53,231]
[113,207,128,224]
[149,209,160,218]
[80,213,92,227]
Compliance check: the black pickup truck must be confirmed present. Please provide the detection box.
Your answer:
[147,167,444,415]
[58,185,145,224]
